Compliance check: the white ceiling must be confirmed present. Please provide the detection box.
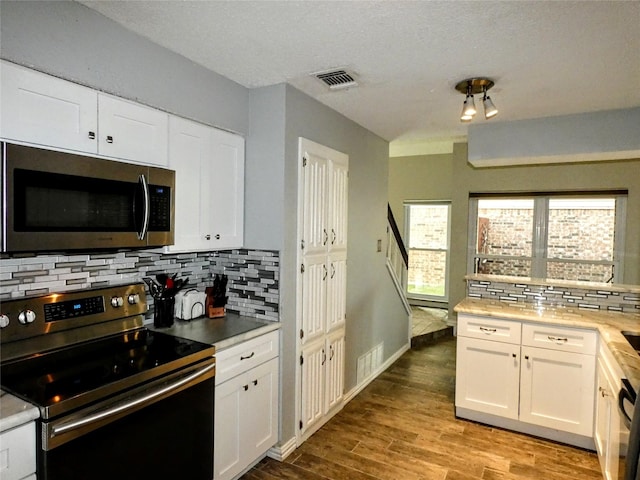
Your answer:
[77,0,640,151]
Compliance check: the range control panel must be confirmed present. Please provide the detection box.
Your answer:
[0,283,147,344]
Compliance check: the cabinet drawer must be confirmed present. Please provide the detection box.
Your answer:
[0,422,36,480]
[522,323,597,354]
[457,314,521,345]
[216,330,279,385]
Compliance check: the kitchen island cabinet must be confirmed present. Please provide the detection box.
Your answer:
[166,116,244,253]
[595,339,625,480]
[456,313,596,448]
[1,60,168,167]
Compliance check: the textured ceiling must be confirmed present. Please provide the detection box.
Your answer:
[77,0,640,149]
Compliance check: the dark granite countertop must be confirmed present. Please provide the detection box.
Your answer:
[149,312,281,351]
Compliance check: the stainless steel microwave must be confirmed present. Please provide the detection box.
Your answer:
[1,142,175,253]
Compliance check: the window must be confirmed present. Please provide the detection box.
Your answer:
[404,202,451,301]
[469,193,626,283]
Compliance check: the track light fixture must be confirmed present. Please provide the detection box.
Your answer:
[455,78,498,122]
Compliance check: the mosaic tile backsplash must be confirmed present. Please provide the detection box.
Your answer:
[0,249,280,323]
[468,277,640,313]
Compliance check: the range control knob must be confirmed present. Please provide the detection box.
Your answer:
[18,310,36,325]
[0,314,10,328]
[110,296,124,308]
[128,293,140,305]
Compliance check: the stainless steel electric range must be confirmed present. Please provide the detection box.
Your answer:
[0,283,215,480]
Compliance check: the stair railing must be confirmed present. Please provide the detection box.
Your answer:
[386,204,411,314]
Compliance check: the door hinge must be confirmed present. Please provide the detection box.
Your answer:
[300,264,305,274]
[301,239,305,250]
[299,420,303,430]
[300,354,304,365]
[300,329,304,339]
[302,156,307,167]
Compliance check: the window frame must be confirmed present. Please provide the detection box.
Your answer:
[467,193,626,283]
[404,201,451,302]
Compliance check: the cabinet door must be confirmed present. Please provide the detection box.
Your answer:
[455,336,520,419]
[326,332,345,412]
[1,61,98,153]
[98,93,168,166]
[214,373,245,480]
[328,159,348,252]
[301,255,328,345]
[595,360,619,480]
[244,358,279,464]
[326,251,347,332]
[300,341,326,434]
[167,116,212,252]
[208,128,244,249]
[519,346,595,437]
[301,151,328,256]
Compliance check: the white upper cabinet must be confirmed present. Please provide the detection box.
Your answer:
[97,93,168,166]
[209,128,245,249]
[0,60,169,167]
[166,116,212,252]
[1,60,98,153]
[167,116,244,253]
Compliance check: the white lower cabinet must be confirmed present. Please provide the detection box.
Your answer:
[214,331,279,480]
[300,329,345,435]
[456,314,597,445]
[0,422,36,480]
[455,335,520,419]
[595,340,625,480]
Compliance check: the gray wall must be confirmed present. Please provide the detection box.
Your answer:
[0,0,249,135]
[388,152,454,235]
[468,108,640,166]
[245,83,408,444]
[391,144,640,316]
[2,0,409,451]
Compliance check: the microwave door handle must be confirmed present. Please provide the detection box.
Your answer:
[136,174,150,240]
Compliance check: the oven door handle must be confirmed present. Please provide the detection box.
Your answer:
[51,362,215,438]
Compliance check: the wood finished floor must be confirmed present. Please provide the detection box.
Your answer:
[241,337,602,480]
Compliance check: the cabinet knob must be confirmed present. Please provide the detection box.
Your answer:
[525,355,530,360]
[243,385,249,391]
[512,353,517,358]
[215,234,221,240]
[205,234,211,240]
[106,135,114,143]
[88,131,96,139]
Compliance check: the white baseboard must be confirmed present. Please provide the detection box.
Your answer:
[267,436,297,461]
[344,341,410,403]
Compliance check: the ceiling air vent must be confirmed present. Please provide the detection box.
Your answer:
[314,69,358,90]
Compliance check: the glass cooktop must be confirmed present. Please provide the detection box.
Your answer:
[0,329,213,416]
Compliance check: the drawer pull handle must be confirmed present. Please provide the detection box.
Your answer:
[548,335,568,344]
[240,352,255,361]
[479,326,497,334]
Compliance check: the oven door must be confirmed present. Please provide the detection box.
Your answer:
[39,359,214,480]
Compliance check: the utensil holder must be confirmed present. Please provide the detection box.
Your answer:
[154,297,175,328]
